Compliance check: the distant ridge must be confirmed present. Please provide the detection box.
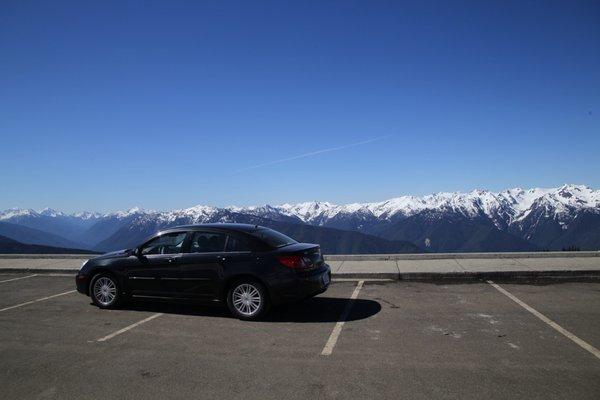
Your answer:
[1,184,598,253]
[0,221,89,249]
[0,234,98,254]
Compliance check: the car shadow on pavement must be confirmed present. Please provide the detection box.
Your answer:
[265,297,381,323]
[116,296,381,323]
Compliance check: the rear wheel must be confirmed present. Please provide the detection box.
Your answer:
[227,280,269,320]
[90,273,122,309]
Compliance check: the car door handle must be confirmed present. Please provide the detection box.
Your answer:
[168,257,179,264]
[217,255,227,264]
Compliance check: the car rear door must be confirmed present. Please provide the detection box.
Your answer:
[218,233,258,273]
[178,231,228,299]
[127,231,188,296]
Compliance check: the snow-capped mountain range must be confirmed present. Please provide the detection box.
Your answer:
[242,184,600,226]
[1,184,599,253]
[3,184,597,224]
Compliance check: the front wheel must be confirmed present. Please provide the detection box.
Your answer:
[90,273,122,309]
[227,281,269,320]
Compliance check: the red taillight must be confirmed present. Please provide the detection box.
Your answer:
[277,255,308,269]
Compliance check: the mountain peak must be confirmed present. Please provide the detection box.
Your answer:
[109,207,148,218]
[72,211,102,219]
[39,207,64,217]
[0,208,38,220]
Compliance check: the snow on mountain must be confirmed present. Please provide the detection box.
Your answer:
[38,207,66,218]
[72,211,103,220]
[160,205,220,224]
[276,202,339,222]
[498,185,600,223]
[0,208,39,220]
[109,207,150,219]
[255,184,599,225]
[1,207,95,220]
[1,184,598,227]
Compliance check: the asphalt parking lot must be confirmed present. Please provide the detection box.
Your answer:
[0,274,599,399]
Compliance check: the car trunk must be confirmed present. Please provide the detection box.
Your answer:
[274,243,324,270]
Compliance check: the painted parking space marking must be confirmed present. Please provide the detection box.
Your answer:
[96,313,164,342]
[0,290,76,312]
[487,280,600,361]
[0,274,38,283]
[321,280,364,356]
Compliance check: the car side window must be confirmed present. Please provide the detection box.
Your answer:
[188,232,227,253]
[141,232,187,255]
[225,235,251,252]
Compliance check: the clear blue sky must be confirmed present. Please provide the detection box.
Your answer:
[1,1,599,213]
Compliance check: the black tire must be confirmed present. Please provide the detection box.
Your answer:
[226,280,270,321]
[90,273,122,309]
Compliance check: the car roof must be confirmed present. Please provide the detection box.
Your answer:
[159,223,266,235]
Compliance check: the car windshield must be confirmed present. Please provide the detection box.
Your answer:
[250,228,297,249]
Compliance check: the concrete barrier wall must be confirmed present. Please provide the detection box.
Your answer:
[324,251,600,261]
[1,252,598,280]
[0,251,598,261]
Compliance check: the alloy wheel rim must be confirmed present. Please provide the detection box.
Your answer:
[232,284,261,316]
[93,277,117,306]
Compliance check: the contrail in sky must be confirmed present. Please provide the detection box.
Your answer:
[235,134,393,173]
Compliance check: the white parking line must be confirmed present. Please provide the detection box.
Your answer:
[0,290,76,312]
[487,280,600,361]
[321,280,364,356]
[0,274,38,283]
[96,313,163,342]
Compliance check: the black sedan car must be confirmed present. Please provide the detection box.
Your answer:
[76,224,331,320]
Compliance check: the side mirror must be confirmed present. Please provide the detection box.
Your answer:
[132,247,141,257]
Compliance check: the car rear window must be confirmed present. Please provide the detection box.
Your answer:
[250,228,297,249]
[188,231,227,253]
[225,235,251,252]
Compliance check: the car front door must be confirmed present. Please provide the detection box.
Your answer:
[178,231,228,299]
[127,231,188,296]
